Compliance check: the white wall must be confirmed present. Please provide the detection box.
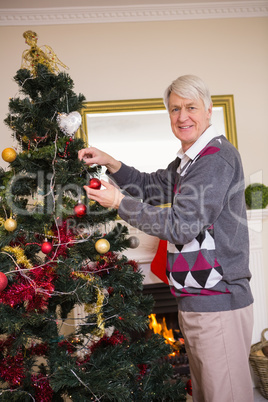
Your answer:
[0,17,268,324]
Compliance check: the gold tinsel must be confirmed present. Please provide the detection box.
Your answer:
[73,271,105,337]
[2,245,33,269]
[21,30,69,76]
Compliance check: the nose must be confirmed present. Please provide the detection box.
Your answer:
[177,107,188,122]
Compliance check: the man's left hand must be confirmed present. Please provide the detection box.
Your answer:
[83,180,124,210]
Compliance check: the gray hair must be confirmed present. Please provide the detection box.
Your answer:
[163,74,212,111]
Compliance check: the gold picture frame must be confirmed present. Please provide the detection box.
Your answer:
[77,95,238,151]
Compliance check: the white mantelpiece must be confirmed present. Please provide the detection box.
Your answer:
[247,209,268,344]
[122,227,161,285]
[122,209,268,344]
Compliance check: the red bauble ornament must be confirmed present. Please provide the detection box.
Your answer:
[186,379,192,396]
[89,178,101,190]
[74,203,87,217]
[0,272,8,291]
[41,241,53,254]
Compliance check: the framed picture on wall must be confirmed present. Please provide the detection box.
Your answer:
[77,95,237,173]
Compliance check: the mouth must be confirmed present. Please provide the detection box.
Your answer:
[179,125,193,129]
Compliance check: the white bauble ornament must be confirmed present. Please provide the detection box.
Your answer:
[57,111,82,136]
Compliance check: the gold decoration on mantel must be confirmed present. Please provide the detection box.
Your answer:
[21,30,69,75]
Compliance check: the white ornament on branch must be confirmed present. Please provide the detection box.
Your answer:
[57,111,82,136]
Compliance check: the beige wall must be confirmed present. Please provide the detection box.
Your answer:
[1,19,268,179]
[0,17,268,295]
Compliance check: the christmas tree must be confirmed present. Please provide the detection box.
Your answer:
[0,32,186,401]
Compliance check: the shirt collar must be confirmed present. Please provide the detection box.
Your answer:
[177,125,218,161]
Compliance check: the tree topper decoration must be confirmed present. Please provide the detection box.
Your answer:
[21,30,69,75]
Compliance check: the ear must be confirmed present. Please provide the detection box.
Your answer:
[207,102,213,119]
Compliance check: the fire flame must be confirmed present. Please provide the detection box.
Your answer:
[148,314,184,356]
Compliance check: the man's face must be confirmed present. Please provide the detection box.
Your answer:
[168,92,212,152]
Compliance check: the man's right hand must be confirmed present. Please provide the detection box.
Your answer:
[78,146,121,174]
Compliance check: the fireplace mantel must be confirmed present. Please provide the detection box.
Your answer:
[246,209,268,343]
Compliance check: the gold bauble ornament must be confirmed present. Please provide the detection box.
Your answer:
[95,239,110,254]
[4,218,17,232]
[2,148,17,163]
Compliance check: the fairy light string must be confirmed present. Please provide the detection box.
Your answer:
[70,369,102,402]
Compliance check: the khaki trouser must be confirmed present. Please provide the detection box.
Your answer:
[178,304,254,402]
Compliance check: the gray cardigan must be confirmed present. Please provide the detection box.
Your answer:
[110,135,253,312]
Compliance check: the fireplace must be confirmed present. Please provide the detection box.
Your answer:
[143,282,179,330]
[143,283,178,314]
[142,282,190,377]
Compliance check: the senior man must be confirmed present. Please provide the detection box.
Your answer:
[79,75,254,402]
